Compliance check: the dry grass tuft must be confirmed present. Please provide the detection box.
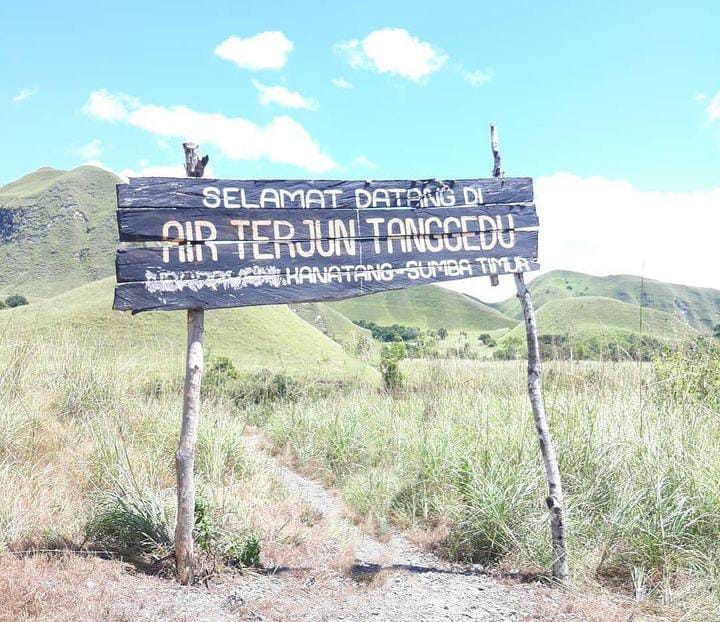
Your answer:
[0,553,126,622]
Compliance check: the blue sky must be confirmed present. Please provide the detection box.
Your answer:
[2,0,719,295]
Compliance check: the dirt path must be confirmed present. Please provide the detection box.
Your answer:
[213,434,655,622]
[23,433,661,622]
[237,434,529,621]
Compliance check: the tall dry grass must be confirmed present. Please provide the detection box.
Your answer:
[0,331,289,570]
[3,326,720,618]
[258,354,720,616]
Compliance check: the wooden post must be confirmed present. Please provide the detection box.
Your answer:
[489,124,502,287]
[490,124,569,581]
[175,142,208,584]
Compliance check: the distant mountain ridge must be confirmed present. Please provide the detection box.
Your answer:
[0,165,119,298]
[494,270,720,333]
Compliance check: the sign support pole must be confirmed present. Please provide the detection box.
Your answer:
[175,142,209,584]
[490,124,569,581]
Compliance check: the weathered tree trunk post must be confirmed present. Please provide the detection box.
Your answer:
[175,142,209,585]
[490,124,569,581]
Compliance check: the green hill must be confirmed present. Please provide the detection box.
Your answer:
[328,285,517,332]
[0,278,377,383]
[0,166,119,299]
[3,165,718,345]
[291,302,371,341]
[504,296,697,344]
[495,270,720,333]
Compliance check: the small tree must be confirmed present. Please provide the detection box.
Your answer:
[437,327,448,340]
[5,294,28,308]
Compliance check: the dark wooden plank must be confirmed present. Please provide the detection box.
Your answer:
[113,256,540,312]
[117,177,534,209]
[115,230,539,283]
[117,205,538,242]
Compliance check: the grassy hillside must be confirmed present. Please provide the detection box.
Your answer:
[329,285,517,332]
[504,296,697,344]
[291,302,370,342]
[0,278,376,383]
[3,164,717,343]
[0,166,119,299]
[495,270,720,332]
[0,166,67,196]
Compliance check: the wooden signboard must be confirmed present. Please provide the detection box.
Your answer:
[112,177,540,312]
[113,137,566,587]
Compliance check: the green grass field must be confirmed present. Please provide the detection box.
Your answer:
[0,277,376,382]
[329,285,517,331]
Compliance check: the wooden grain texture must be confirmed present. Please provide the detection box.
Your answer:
[113,173,542,313]
[117,204,538,242]
[115,230,539,283]
[515,272,568,581]
[175,141,207,587]
[117,177,534,208]
[113,257,539,313]
[176,307,203,584]
[486,122,568,582]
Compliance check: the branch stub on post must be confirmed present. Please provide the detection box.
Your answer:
[183,142,209,178]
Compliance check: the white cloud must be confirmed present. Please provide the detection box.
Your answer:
[13,87,38,103]
[215,31,293,70]
[335,28,447,83]
[331,77,353,89]
[352,155,377,169]
[694,93,707,102]
[443,173,720,302]
[461,68,493,87]
[77,138,102,159]
[83,89,335,172]
[252,80,318,110]
[81,89,137,122]
[706,92,720,123]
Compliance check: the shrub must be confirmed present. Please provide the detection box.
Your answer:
[203,355,240,394]
[380,342,405,391]
[653,337,720,410]
[224,533,262,568]
[194,496,218,553]
[539,332,668,361]
[437,327,448,340]
[193,497,262,569]
[354,320,420,342]
[5,295,28,308]
[0,300,6,310]
[87,486,172,561]
[203,356,300,405]
[404,330,438,358]
[493,336,526,360]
